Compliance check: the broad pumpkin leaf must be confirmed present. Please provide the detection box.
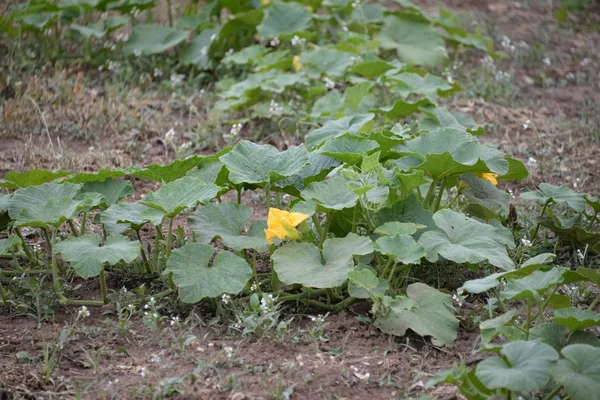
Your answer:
[374,222,425,236]
[462,174,510,216]
[188,203,253,243]
[125,24,189,55]
[351,59,395,79]
[125,155,206,183]
[374,283,458,346]
[395,128,509,178]
[101,202,164,234]
[347,267,389,299]
[305,114,375,150]
[54,234,140,278]
[164,242,252,303]
[553,308,600,331]
[0,235,20,256]
[221,220,270,253]
[419,209,515,270]
[521,183,585,212]
[378,16,448,68]
[300,47,356,77]
[180,27,220,67]
[501,267,573,300]
[374,234,426,265]
[220,140,309,185]
[140,177,220,218]
[0,192,10,211]
[66,169,125,183]
[317,134,379,165]
[8,183,97,229]
[256,1,312,37]
[272,233,373,288]
[370,98,434,120]
[552,344,600,400]
[387,72,456,99]
[0,169,69,189]
[81,179,134,207]
[476,340,559,391]
[301,173,359,211]
[529,322,569,352]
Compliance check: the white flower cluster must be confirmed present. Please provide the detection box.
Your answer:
[291,35,306,46]
[170,73,185,85]
[223,346,234,359]
[527,156,537,166]
[221,293,231,304]
[269,100,284,115]
[225,48,235,57]
[260,293,275,312]
[500,35,515,52]
[230,123,243,136]
[452,289,467,307]
[153,68,163,78]
[269,36,280,47]
[543,57,551,66]
[523,119,531,130]
[78,306,90,318]
[164,128,175,143]
[521,237,532,247]
[577,249,585,262]
[351,0,361,8]
[324,77,336,89]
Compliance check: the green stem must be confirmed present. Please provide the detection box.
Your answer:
[136,230,152,274]
[588,294,600,311]
[587,211,598,231]
[50,228,67,303]
[0,281,8,305]
[311,214,323,238]
[0,269,48,276]
[236,187,242,205]
[424,181,437,209]
[304,296,358,312]
[265,186,271,211]
[542,384,563,400]
[380,257,394,277]
[166,217,174,259]
[351,204,359,234]
[79,212,87,236]
[68,220,79,237]
[317,213,332,249]
[154,289,174,300]
[524,299,532,337]
[387,263,397,282]
[531,200,551,241]
[277,289,328,303]
[275,192,282,209]
[62,299,105,307]
[433,178,447,212]
[14,228,34,260]
[166,0,174,27]
[99,270,108,304]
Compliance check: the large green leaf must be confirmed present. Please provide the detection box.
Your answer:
[0,192,10,211]
[395,128,509,178]
[552,344,600,400]
[378,16,448,67]
[305,114,375,150]
[301,174,359,211]
[370,98,434,120]
[256,1,312,37]
[419,209,515,270]
[221,220,270,253]
[272,233,373,288]
[125,156,206,183]
[374,234,425,265]
[521,183,585,212]
[164,242,252,303]
[188,203,253,243]
[180,27,220,67]
[125,24,189,55]
[300,47,356,77]
[140,177,220,218]
[0,235,20,256]
[553,308,600,331]
[54,234,140,278]
[8,183,95,229]
[374,283,458,346]
[351,60,395,79]
[100,202,164,234]
[220,140,309,185]
[0,169,69,189]
[347,267,389,299]
[387,72,456,99]
[476,340,559,391]
[501,267,573,300]
[66,169,125,183]
[81,179,134,207]
[317,134,379,165]
[462,174,510,216]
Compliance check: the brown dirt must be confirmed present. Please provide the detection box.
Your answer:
[1,0,600,398]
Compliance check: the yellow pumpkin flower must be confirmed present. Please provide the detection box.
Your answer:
[262,0,270,5]
[478,173,499,185]
[292,55,303,72]
[264,208,309,244]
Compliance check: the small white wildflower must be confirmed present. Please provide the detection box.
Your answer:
[199,89,205,96]
[144,311,149,316]
[500,35,515,52]
[527,156,538,166]
[149,296,156,305]
[580,58,590,66]
[508,188,515,199]
[139,366,148,377]
[342,25,349,32]
[78,306,90,318]
[221,293,231,304]
[480,55,496,71]
[521,237,532,247]
[523,119,531,130]
[150,353,161,363]
[452,290,467,307]
[170,73,185,85]
[229,123,243,136]
[577,249,584,261]
[101,12,108,20]
[269,99,284,115]
[566,72,575,80]
[170,316,180,326]
[225,48,235,56]
[127,304,135,311]
[26,49,36,59]
[291,35,305,46]
[573,177,581,188]
[55,153,64,160]
[543,57,551,66]
[223,346,234,358]
[208,343,214,347]
[446,75,454,84]
[164,128,176,143]
[88,146,95,153]
[108,61,120,72]
[250,282,259,292]
[179,142,192,151]
[144,304,150,309]
[153,68,163,78]
[309,316,316,322]
[269,36,280,47]
[152,313,158,319]
[323,77,336,89]
[133,49,143,57]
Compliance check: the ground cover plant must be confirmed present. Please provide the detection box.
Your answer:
[1,0,600,398]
